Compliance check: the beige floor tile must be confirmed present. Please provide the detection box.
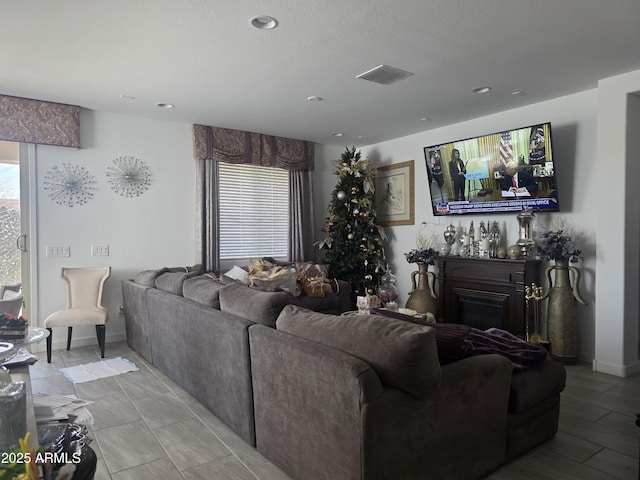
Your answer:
[110,458,183,480]
[153,419,232,471]
[94,420,166,474]
[182,455,257,480]
[132,392,196,429]
[86,392,142,430]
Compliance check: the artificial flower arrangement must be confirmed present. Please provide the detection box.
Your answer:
[404,248,439,265]
[536,219,584,263]
[404,226,439,265]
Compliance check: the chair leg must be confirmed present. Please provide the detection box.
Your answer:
[96,325,106,358]
[46,328,53,363]
[66,327,73,350]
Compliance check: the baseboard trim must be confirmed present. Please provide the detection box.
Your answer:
[31,332,126,353]
[592,358,640,377]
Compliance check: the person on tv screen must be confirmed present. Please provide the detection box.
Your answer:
[429,151,445,189]
[501,162,538,193]
[448,149,467,201]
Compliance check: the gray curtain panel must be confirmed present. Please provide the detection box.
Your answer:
[289,169,315,262]
[195,159,220,273]
[193,124,315,270]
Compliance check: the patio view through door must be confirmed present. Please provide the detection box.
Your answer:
[0,140,31,320]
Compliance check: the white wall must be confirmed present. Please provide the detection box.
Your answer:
[314,89,601,363]
[595,70,640,376]
[33,110,196,351]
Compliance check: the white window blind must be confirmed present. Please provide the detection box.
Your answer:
[219,162,289,260]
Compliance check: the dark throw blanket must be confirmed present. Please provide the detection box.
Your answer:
[464,327,548,371]
[371,309,548,370]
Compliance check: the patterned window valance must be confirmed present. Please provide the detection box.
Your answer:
[0,94,80,148]
[192,124,314,171]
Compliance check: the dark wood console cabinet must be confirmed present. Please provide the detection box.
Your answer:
[436,256,539,338]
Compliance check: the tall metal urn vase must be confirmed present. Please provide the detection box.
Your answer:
[405,262,438,315]
[544,258,587,364]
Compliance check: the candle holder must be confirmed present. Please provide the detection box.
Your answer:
[516,208,536,258]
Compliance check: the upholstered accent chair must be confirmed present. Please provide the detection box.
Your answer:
[0,291,24,317]
[44,267,111,363]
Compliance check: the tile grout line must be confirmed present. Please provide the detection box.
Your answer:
[108,349,259,479]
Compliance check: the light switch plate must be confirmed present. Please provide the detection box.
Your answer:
[91,245,109,256]
[46,246,70,258]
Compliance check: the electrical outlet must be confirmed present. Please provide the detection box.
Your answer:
[46,246,70,258]
[91,245,109,256]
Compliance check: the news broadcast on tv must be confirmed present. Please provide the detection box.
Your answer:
[424,122,558,216]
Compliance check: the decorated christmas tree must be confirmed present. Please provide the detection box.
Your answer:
[317,147,386,303]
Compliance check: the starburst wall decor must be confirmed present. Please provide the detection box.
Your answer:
[43,163,97,207]
[106,156,152,198]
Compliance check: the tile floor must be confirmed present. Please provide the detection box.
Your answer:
[26,341,640,479]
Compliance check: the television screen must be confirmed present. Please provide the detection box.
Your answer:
[423,122,558,215]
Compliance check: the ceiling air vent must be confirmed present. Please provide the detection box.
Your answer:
[356,65,413,85]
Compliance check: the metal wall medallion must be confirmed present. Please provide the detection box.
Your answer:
[106,156,152,198]
[43,163,97,207]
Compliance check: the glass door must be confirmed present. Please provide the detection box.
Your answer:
[0,140,30,319]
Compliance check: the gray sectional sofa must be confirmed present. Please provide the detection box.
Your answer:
[122,267,566,480]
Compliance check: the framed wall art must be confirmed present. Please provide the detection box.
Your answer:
[375,160,415,226]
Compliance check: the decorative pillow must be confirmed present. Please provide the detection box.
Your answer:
[295,262,330,279]
[276,305,441,399]
[224,265,249,283]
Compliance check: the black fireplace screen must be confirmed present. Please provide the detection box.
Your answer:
[456,293,508,331]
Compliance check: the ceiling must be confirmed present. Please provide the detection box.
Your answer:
[2,0,640,146]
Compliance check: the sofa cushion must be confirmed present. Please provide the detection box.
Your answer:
[134,264,203,287]
[134,268,168,287]
[276,305,442,399]
[509,357,566,413]
[372,308,472,364]
[155,270,201,296]
[219,282,290,328]
[298,291,341,312]
[182,275,225,308]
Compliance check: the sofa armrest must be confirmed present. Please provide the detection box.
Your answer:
[249,324,383,480]
[333,279,352,313]
[121,279,153,363]
[362,354,513,480]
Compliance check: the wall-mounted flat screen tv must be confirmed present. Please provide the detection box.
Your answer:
[423,122,558,215]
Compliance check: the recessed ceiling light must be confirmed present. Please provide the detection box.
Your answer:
[332,132,344,137]
[471,86,492,94]
[250,15,278,30]
[421,117,433,122]
[512,91,526,96]
[156,103,175,109]
[120,94,136,100]
[307,96,323,102]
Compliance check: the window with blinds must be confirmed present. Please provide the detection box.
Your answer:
[218,162,289,260]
